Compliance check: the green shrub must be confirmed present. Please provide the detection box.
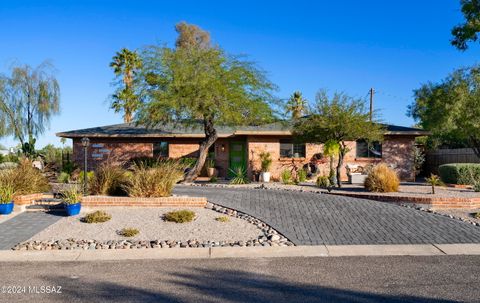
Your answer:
[364,163,399,193]
[118,227,139,237]
[206,158,215,168]
[125,160,184,197]
[438,163,480,185]
[62,161,75,174]
[62,186,82,204]
[209,176,218,183]
[229,166,249,184]
[215,216,229,222]
[316,175,330,188]
[474,183,480,192]
[297,169,307,183]
[0,184,15,203]
[81,210,112,223]
[90,162,129,196]
[78,171,95,183]
[281,169,292,184]
[179,157,197,168]
[164,210,196,223]
[0,159,50,195]
[57,172,71,184]
[259,151,272,172]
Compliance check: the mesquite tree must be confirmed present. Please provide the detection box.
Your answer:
[136,22,276,182]
[293,91,384,187]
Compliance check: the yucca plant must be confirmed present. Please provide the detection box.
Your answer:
[62,186,82,205]
[229,166,249,184]
[0,184,15,204]
[425,174,444,194]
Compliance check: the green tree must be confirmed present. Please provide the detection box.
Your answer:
[451,0,480,50]
[293,91,384,187]
[136,23,277,182]
[110,48,142,123]
[286,91,307,119]
[408,66,480,155]
[0,62,60,157]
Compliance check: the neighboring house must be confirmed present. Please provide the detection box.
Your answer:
[56,122,428,181]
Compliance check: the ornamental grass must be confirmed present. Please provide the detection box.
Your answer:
[364,163,400,193]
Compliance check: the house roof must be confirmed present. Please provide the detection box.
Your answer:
[56,122,429,139]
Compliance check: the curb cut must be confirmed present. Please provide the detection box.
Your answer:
[1,244,480,262]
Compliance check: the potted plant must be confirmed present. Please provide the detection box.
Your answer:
[206,159,216,177]
[62,186,82,216]
[259,151,272,182]
[0,184,15,215]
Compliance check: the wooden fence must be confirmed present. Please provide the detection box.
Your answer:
[425,148,480,175]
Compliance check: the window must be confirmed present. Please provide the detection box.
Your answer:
[153,142,168,158]
[356,140,382,158]
[280,139,306,158]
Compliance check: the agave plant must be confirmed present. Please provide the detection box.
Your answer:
[229,166,249,185]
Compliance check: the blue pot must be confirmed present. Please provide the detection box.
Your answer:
[0,201,14,215]
[64,202,81,216]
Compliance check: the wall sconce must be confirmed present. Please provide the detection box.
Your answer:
[221,144,225,152]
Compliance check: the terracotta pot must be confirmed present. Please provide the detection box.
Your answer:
[207,167,216,177]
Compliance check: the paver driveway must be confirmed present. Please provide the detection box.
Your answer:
[174,185,480,245]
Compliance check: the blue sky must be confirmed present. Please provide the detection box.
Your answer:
[0,0,478,148]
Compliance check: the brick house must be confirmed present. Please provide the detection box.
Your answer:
[56,122,428,181]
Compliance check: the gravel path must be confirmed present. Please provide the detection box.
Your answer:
[29,207,263,242]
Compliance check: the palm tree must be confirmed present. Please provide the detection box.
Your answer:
[110,48,142,123]
[286,91,307,119]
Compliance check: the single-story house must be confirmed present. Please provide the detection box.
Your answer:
[56,122,429,181]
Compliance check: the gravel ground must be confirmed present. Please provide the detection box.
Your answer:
[29,207,263,242]
[434,208,480,224]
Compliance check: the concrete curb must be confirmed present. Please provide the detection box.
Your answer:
[1,244,480,262]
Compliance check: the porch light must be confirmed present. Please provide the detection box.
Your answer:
[81,137,90,196]
[221,144,225,152]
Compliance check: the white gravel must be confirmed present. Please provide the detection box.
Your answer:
[29,207,263,242]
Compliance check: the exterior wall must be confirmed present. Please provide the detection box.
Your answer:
[72,135,415,181]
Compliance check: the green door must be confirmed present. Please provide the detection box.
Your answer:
[228,141,247,178]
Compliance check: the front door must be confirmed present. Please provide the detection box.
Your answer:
[228,141,247,178]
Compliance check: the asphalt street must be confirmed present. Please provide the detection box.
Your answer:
[0,255,479,302]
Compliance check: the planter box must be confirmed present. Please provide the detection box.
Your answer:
[81,195,207,207]
[348,173,367,184]
[13,193,48,205]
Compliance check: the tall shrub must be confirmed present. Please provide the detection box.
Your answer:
[90,162,129,196]
[0,159,50,195]
[364,163,399,193]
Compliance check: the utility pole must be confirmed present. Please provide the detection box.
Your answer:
[369,87,374,121]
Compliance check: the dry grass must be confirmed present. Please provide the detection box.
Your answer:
[118,227,139,237]
[125,161,184,197]
[81,210,112,223]
[90,161,130,196]
[215,216,230,223]
[164,210,196,223]
[0,159,50,195]
[364,163,400,193]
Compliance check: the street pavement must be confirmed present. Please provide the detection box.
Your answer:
[0,255,479,302]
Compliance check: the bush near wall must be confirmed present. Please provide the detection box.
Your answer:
[438,163,480,185]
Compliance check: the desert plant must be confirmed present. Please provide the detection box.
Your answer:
[215,216,229,223]
[62,186,82,205]
[438,163,480,185]
[412,146,425,180]
[57,172,70,184]
[164,210,196,223]
[425,174,444,194]
[229,166,249,184]
[81,210,112,223]
[209,176,218,183]
[364,163,400,193]
[281,169,292,184]
[0,159,50,195]
[125,160,184,197]
[206,159,215,169]
[0,184,15,203]
[118,227,139,237]
[316,175,330,188]
[297,169,307,183]
[259,151,272,172]
[90,162,129,196]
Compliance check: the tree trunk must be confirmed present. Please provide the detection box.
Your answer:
[184,119,217,183]
[336,144,347,188]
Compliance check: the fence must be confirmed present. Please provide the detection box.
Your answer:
[425,148,480,175]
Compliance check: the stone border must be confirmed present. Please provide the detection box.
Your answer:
[81,195,207,207]
[400,203,480,227]
[12,202,294,251]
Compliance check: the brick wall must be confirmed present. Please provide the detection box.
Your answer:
[81,195,207,207]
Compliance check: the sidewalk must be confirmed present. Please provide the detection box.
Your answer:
[1,244,479,262]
